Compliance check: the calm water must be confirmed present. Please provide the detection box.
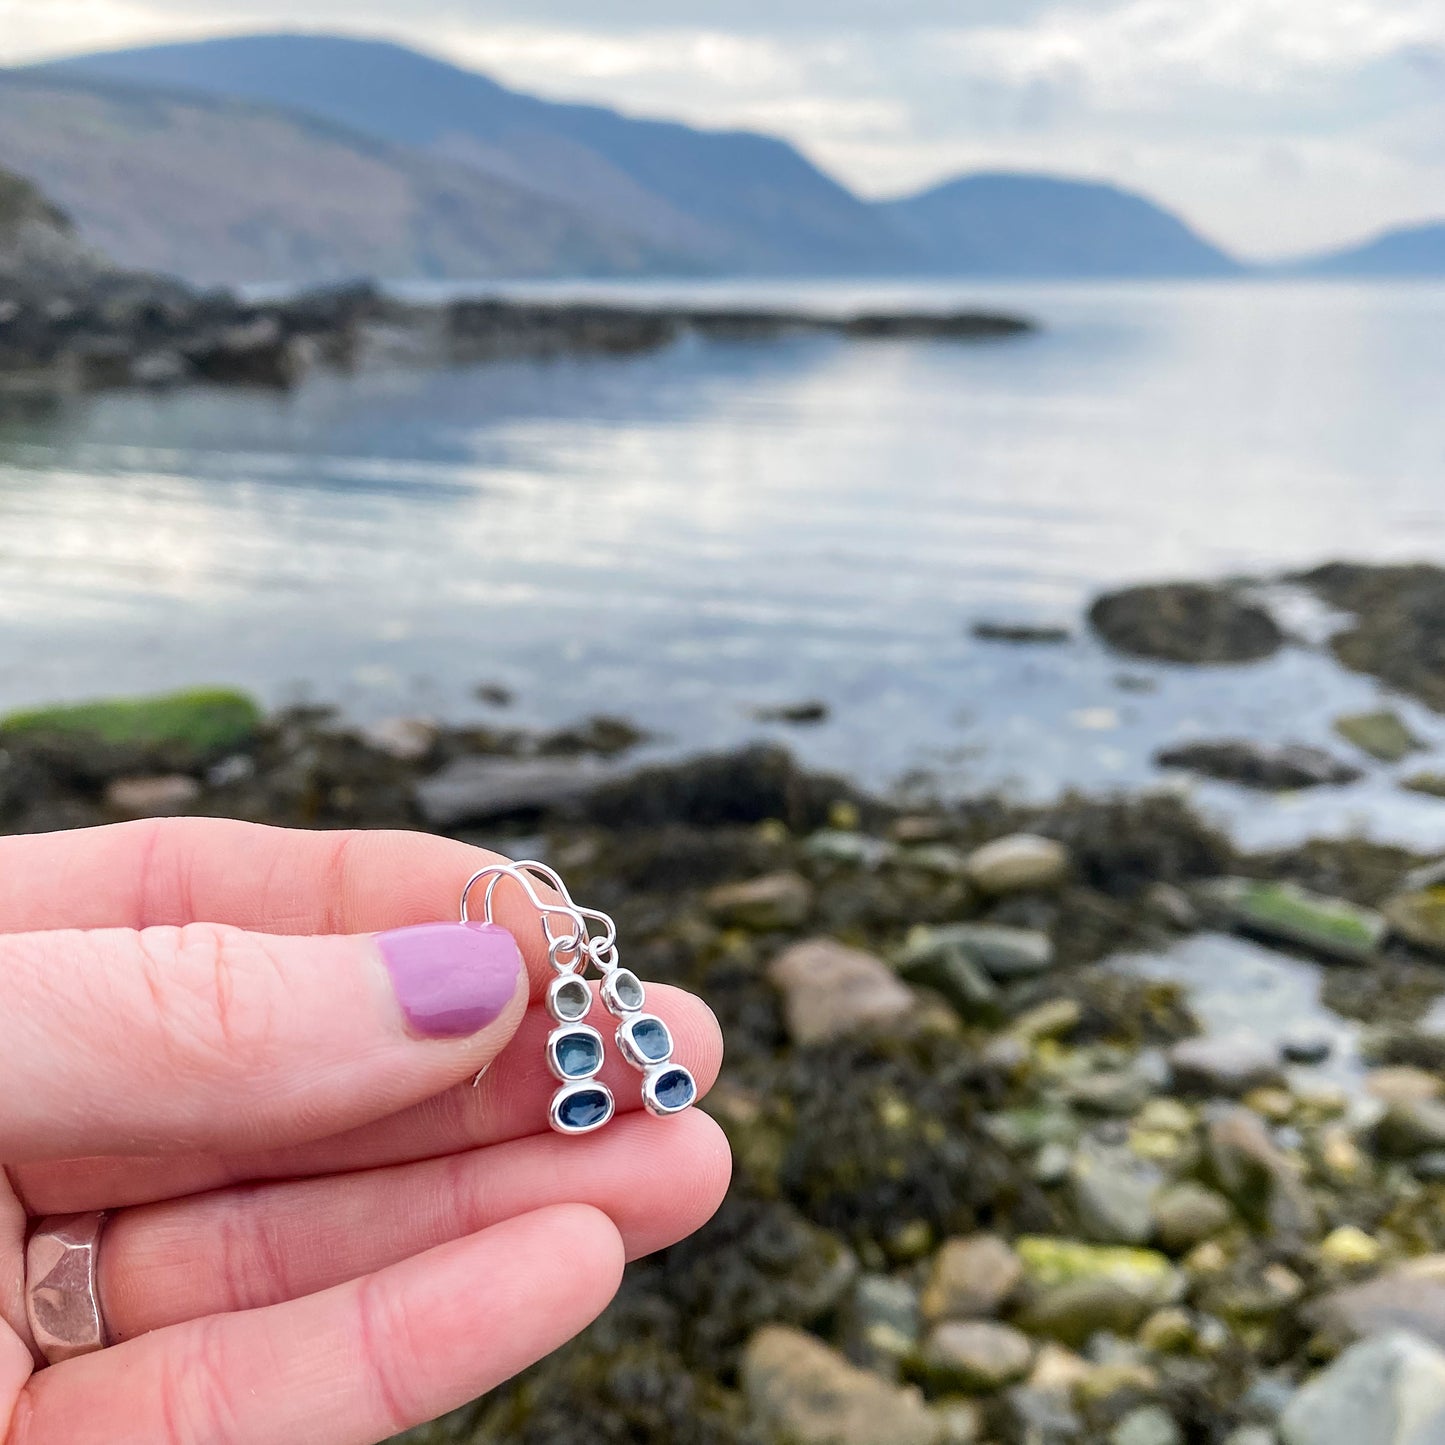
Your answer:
[2,279,1444,847]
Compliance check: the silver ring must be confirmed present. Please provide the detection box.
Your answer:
[25,1212,110,1366]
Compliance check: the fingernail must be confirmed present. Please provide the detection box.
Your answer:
[375,922,523,1038]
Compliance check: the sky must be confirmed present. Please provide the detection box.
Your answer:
[2,0,1443,259]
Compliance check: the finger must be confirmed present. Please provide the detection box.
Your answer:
[100,1109,731,1341]
[0,917,528,1159]
[0,820,569,955]
[13,1205,625,1445]
[16,984,722,1211]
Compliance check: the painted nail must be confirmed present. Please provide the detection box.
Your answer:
[375,921,523,1038]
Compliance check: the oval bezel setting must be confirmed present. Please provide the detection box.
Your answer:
[642,1064,697,1117]
[548,973,592,1023]
[601,968,646,1014]
[546,1023,605,1082]
[615,1013,673,1070]
[550,1081,616,1134]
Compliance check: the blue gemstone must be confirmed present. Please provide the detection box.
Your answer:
[555,1032,602,1078]
[653,1067,695,1112]
[557,1087,611,1130]
[632,1016,672,1063]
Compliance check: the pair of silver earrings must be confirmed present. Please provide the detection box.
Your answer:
[460,860,696,1136]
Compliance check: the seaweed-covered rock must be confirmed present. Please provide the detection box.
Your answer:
[1198,878,1387,963]
[1333,709,1425,763]
[1012,1238,1183,1346]
[1384,888,1445,958]
[1298,562,1445,713]
[1088,583,1284,665]
[1155,740,1362,791]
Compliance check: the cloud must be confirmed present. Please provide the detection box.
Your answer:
[4,0,1444,256]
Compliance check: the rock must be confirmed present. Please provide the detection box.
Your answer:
[1374,1099,1445,1158]
[1088,581,1284,664]
[1403,773,1445,799]
[1280,1331,1445,1445]
[1068,1136,1162,1246]
[753,699,830,725]
[1198,878,1387,963]
[1206,1107,1320,1240]
[743,1325,951,1445]
[1010,999,1085,1047]
[1014,1238,1183,1347]
[971,620,1072,644]
[899,946,1001,1025]
[1170,1034,1285,1097]
[415,754,619,828]
[1367,1067,1444,1105]
[1150,1183,1234,1254]
[1222,1431,1276,1445]
[1384,888,1445,959]
[1297,561,1445,713]
[1281,1031,1334,1065]
[900,923,1055,981]
[1155,740,1362,791]
[1306,1257,1445,1352]
[842,1273,921,1373]
[769,938,916,1045]
[1334,709,1425,763]
[921,1235,1024,1322]
[1137,1307,1194,1354]
[1111,1405,1184,1445]
[964,834,1070,894]
[103,773,201,817]
[806,830,897,868]
[1319,1225,1383,1270]
[918,1320,1035,1393]
[361,715,438,762]
[1142,882,1201,931]
[707,871,814,930]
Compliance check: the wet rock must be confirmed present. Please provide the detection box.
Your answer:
[768,939,915,1045]
[707,871,814,930]
[1000,1384,1084,1443]
[752,700,830,725]
[1198,878,1387,963]
[898,946,1002,1025]
[1333,709,1425,763]
[103,773,201,817]
[1150,1183,1234,1255]
[1298,561,1445,713]
[1169,1034,1284,1098]
[1280,1331,1445,1445]
[1319,1225,1382,1271]
[1281,1031,1333,1065]
[921,1235,1024,1322]
[742,1325,950,1445]
[1206,1107,1320,1240]
[806,830,898,868]
[1367,1067,1444,1105]
[1155,740,1361,791]
[361,715,438,762]
[971,620,1072,645]
[1142,883,1201,931]
[1068,1136,1163,1246]
[1403,772,1445,799]
[964,834,1071,894]
[900,923,1055,981]
[842,1273,921,1374]
[1306,1257,1445,1352]
[1111,1405,1184,1445]
[415,754,619,827]
[1014,1238,1183,1346]
[1137,1306,1194,1354]
[1374,1099,1445,1158]
[1383,888,1445,958]
[919,1320,1035,1393]
[1088,582,1284,665]
[1223,1431,1276,1445]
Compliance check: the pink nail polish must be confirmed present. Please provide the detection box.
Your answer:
[375,922,522,1038]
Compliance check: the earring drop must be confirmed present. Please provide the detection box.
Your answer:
[460,860,695,1135]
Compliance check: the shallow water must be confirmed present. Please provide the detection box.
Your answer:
[2,279,1445,846]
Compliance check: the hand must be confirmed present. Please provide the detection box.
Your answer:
[0,819,729,1444]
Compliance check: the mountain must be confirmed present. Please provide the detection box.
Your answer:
[1292,221,1445,277]
[0,164,99,280]
[881,172,1242,278]
[36,32,917,275]
[0,70,687,287]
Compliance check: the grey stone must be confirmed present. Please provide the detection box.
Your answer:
[964,833,1070,894]
[1015,1238,1183,1347]
[1151,1182,1234,1254]
[706,870,814,929]
[1170,1034,1285,1097]
[921,1235,1023,1321]
[1374,1100,1445,1158]
[103,773,201,817]
[1207,1107,1320,1240]
[414,754,617,827]
[1155,739,1362,791]
[901,923,1054,981]
[1280,1331,1445,1445]
[1000,1385,1084,1443]
[1069,1137,1162,1246]
[742,1325,950,1445]
[1306,1256,1445,1352]
[362,715,437,762]
[897,946,1002,1024]
[842,1273,921,1373]
[919,1320,1035,1393]
[1111,1406,1184,1445]
[769,938,916,1045]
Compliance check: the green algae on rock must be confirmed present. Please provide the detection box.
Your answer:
[1198,877,1387,963]
[1333,708,1425,763]
[1088,582,1284,665]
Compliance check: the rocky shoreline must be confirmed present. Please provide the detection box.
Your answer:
[0,626,1441,1444]
[0,271,1034,396]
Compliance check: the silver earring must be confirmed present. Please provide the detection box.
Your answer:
[460,860,696,1135]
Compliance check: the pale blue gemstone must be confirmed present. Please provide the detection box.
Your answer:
[632,1016,672,1063]
[555,1031,602,1078]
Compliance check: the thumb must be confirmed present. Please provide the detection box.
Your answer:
[0,920,527,1160]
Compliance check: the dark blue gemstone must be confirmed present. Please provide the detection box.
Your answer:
[632,1017,672,1063]
[557,1087,610,1130]
[653,1067,695,1112]
[555,1031,602,1078]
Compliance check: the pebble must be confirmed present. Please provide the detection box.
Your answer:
[900,922,1055,980]
[706,870,815,929]
[1374,1099,1445,1158]
[1207,1107,1320,1240]
[1367,1067,1444,1105]
[1111,1405,1184,1445]
[964,833,1070,894]
[919,1320,1035,1393]
[1280,1032,1334,1065]
[1383,888,1445,959]
[1069,1135,1162,1246]
[1138,1306,1194,1354]
[1280,1331,1445,1445]
[1333,708,1424,763]
[1306,1255,1445,1352]
[920,1234,1024,1321]
[361,715,437,761]
[1014,1237,1183,1347]
[768,938,916,1045]
[1319,1225,1382,1270]
[1151,1182,1234,1254]
[1170,1034,1285,1098]
[103,773,201,816]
